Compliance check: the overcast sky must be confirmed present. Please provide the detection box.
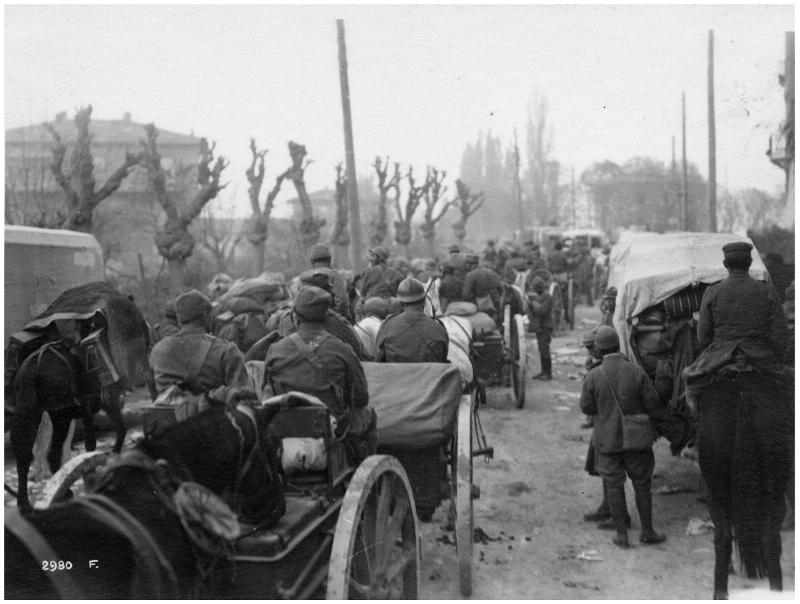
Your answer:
[4,4,794,218]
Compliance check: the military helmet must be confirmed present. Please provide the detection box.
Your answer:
[594,325,619,351]
[396,277,426,303]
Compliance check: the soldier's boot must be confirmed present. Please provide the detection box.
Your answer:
[534,356,552,380]
[635,484,666,544]
[606,482,630,548]
[584,482,611,522]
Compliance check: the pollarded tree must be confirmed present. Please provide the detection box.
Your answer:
[451,179,485,246]
[285,141,326,252]
[141,124,227,292]
[244,138,287,274]
[394,166,429,259]
[419,167,455,257]
[44,105,142,233]
[370,156,401,247]
[329,163,350,268]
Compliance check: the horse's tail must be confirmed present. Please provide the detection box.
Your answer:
[731,379,793,580]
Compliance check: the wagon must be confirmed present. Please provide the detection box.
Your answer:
[364,362,492,596]
[29,395,422,599]
[608,231,770,452]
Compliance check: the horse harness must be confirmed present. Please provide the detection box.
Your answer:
[26,340,84,411]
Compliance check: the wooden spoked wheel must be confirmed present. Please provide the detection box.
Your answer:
[35,450,109,509]
[326,455,420,599]
[511,314,527,409]
[455,396,474,597]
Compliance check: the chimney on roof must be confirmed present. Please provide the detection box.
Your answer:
[55,111,67,122]
[123,112,132,122]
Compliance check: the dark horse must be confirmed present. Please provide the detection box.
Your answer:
[11,337,127,511]
[5,401,284,599]
[694,369,794,599]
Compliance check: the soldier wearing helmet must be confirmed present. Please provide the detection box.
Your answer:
[309,244,352,321]
[359,246,405,300]
[580,325,669,549]
[374,277,449,363]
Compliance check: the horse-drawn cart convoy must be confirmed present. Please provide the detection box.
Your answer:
[4,226,794,600]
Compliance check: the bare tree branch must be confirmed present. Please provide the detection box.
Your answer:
[43,122,79,209]
[246,137,267,216]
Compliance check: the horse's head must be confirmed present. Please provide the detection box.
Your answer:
[138,402,284,527]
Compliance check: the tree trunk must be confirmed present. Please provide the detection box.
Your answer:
[168,258,187,293]
[399,243,410,260]
[252,239,266,275]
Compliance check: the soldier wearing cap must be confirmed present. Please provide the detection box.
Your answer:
[580,325,669,549]
[462,253,503,317]
[447,243,468,279]
[150,289,250,395]
[265,287,376,461]
[268,269,364,359]
[600,286,617,327]
[374,277,449,363]
[310,244,352,321]
[438,258,465,312]
[359,246,405,300]
[690,241,787,375]
[529,276,554,379]
[153,298,180,342]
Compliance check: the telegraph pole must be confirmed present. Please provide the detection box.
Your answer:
[682,93,689,231]
[708,30,717,232]
[336,19,362,272]
[513,128,524,229]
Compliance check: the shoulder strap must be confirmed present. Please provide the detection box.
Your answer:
[184,337,213,391]
[599,366,624,415]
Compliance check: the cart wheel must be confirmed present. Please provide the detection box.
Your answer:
[511,314,527,409]
[567,278,576,330]
[35,450,109,509]
[455,396,473,597]
[327,455,420,599]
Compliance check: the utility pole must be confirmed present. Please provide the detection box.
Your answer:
[513,128,524,229]
[336,19,362,272]
[707,30,717,232]
[682,93,689,231]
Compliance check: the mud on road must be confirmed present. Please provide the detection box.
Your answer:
[418,304,795,600]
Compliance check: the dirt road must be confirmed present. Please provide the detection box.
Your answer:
[417,304,795,600]
[6,302,794,599]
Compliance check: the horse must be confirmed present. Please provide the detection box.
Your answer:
[694,369,793,599]
[11,338,127,511]
[5,400,284,599]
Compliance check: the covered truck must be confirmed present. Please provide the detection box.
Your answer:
[607,231,769,452]
[5,225,105,346]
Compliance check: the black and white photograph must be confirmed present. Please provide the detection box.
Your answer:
[3,3,795,599]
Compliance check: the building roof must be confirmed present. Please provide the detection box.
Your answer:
[6,113,199,148]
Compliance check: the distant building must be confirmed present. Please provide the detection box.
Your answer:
[5,112,201,272]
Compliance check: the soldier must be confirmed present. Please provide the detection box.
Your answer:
[481,239,498,269]
[268,269,364,359]
[264,287,376,461]
[462,254,503,316]
[309,243,352,321]
[374,277,449,363]
[422,258,442,317]
[360,246,405,300]
[600,286,617,327]
[150,289,250,395]
[153,299,179,342]
[438,259,465,313]
[355,297,388,359]
[447,243,468,279]
[529,277,554,380]
[580,326,669,548]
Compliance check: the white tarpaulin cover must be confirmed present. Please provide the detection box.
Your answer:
[609,232,768,359]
